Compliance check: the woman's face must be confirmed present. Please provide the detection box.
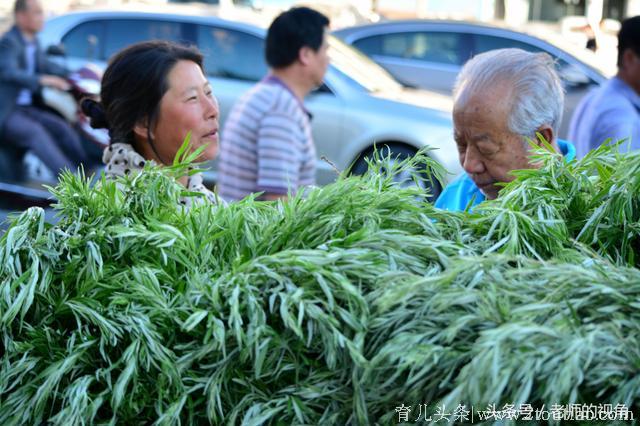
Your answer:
[149,60,219,164]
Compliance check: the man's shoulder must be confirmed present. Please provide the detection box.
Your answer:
[590,94,638,129]
[253,81,309,124]
[590,78,637,112]
[0,27,21,47]
[241,81,295,112]
[230,81,278,116]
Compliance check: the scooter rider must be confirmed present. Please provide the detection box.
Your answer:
[0,0,88,178]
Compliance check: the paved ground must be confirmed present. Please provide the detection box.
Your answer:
[0,17,8,33]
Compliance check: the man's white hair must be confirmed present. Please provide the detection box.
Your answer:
[453,48,564,140]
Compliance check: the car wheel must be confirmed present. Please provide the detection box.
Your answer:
[350,143,442,201]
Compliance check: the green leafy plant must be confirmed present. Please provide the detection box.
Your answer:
[0,142,638,425]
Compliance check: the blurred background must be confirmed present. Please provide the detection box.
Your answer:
[0,0,637,226]
[1,0,635,65]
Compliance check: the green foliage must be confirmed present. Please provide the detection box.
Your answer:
[0,144,639,425]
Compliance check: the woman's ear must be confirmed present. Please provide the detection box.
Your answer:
[133,119,151,141]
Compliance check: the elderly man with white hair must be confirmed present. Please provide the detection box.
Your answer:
[435,48,576,212]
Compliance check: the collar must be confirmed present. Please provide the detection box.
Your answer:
[11,25,36,46]
[612,76,640,111]
[263,74,313,119]
[466,139,575,209]
[557,139,576,161]
[102,143,221,207]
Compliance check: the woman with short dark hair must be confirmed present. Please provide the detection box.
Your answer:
[82,40,221,206]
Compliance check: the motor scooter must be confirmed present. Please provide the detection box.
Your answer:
[42,63,109,159]
[0,63,108,183]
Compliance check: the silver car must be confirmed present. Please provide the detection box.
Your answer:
[335,20,614,138]
[39,7,461,196]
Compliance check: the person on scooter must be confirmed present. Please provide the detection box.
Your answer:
[0,0,88,179]
[81,40,221,207]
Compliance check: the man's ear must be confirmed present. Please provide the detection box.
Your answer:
[535,125,554,147]
[298,46,313,66]
[622,48,639,69]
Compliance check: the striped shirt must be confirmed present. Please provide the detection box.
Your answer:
[217,76,316,201]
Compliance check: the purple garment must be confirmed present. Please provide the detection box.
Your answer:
[569,77,640,158]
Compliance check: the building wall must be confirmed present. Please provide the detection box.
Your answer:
[377,0,494,20]
[376,0,636,21]
[628,0,640,14]
[529,0,586,21]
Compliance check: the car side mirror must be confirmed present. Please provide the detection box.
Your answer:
[45,44,66,57]
[558,63,591,88]
[311,83,333,95]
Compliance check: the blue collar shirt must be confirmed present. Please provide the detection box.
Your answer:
[435,139,576,212]
[569,76,640,158]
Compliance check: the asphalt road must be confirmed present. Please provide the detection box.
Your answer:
[0,17,8,33]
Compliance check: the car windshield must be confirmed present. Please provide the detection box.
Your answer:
[328,35,402,92]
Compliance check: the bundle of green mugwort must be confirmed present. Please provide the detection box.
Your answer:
[0,144,638,425]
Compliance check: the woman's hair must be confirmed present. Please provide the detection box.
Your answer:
[82,40,204,154]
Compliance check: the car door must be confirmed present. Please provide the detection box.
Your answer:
[195,24,267,127]
[58,19,106,70]
[195,24,344,185]
[304,82,345,185]
[193,24,266,180]
[470,32,601,89]
[351,31,467,94]
[102,19,190,59]
[470,33,599,138]
[60,18,191,70]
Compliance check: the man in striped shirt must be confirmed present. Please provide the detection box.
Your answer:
[217,7,330,201]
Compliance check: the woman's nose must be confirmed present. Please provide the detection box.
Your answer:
[204,95,219,119]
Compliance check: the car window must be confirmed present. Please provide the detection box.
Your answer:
[61,20,105,61]
[196,25,267,81]
[328,35,401,93]
[472,34,598,86]
[472,34,575,69]
[352,35,383,56]
[472,34,545,55]
[103,19,186,59]
[354,32,463,65]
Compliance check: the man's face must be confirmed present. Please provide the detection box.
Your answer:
[308,29,330,87]
[16,0,44,35]
[453,82,533,200]
[622,48,640,94]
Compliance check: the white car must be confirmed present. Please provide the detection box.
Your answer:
[335,20,614,138]
[38,6,462,197]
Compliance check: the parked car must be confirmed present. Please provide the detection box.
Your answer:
[168,0,379,29]
[335,20,615,138]
[37,6,461,198]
